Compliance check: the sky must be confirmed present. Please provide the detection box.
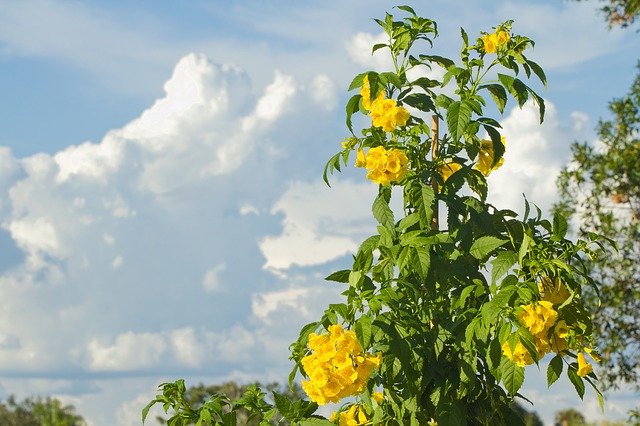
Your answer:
[0,1,638,425]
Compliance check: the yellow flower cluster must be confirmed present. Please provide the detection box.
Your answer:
[360,76,410,132]
[356,146,409,185]
[475,137,506,176]
[301,324,382,405]
[330,404,368,426]
[481,29,510,54]
[538,278,571,306]
[360,75,384,111]
[503,301,567,367]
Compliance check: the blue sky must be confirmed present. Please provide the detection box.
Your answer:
[0,1,638,425]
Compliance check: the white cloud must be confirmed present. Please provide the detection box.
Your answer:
[486,100,569,215]
[346,31,393,71]
[87,331,167,371]
[309,74,338,111]
[202,263,226,293]
[260,179,377,272]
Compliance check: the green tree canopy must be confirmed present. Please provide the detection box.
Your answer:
[556,63,640,390]
[575,0,640,27]
[0,395,86,426]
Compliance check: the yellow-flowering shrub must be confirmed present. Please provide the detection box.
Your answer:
[301,324,381,405]
[438,161,462,183]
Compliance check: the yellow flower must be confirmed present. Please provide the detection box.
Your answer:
[502,340,534,367]
[427,419,439,426]
[361,146,409,185]
[482,33,499,54]
[301,324,382,405]
[369,97,410,132]
[577,352,593,377]
[475,137,506,176]
[538,277,571,306]
[355,148,366,167]
[496,30,510,46]
[438,161,461,183]
[517,301,557,335]
[338,404,368,426]
[360,76,383,111]
[554,320,570,339]
[372,391,384,404]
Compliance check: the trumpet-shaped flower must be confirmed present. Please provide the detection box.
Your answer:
[301,324,382,405]
[438,161,461,184]
[518,301,558,335]
[538,278,571,306]
[502,340,534,367]
[360,75,383,111]
[370,97,409,132]
[359,146,409,185]
[577,352,593,377]
[475,137,506,176]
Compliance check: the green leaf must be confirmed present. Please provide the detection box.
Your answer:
[401,93,435,113]
[552,212,568,240]
[446,100,473,142]
[527,59,547,87]
[413,246,431,277]
[299,419,335,426]
[501,358,525,396]
[142,399,158,424]
[470,236,508,259]
[481,84,508,114]
[491,251,517,283]
[435,402,465,426]
[324,270,350,283]
[273,391,294,420]
[396,5,417,15]
[567,367,586,399]
[547,354,563,386]
[498,74,529,107]
[527,87,545,123]
[355,315,372,348]
[484,124,505,167]
[345,94,361,133]
[222,411,236,426]
[518,232,531,264]
[372,192,394,227]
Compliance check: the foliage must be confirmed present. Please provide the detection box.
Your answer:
[574,0,640,28]
[555,63,640,391]
[145,6,604,425]
[0,395,86,426]
[510,402,544,426]
[554,408,586,426]
[153,381,305,425]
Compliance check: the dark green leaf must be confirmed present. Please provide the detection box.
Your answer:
[481,84,508,114]
[446,100,473,143]
[567,368,586,399]
[491,251,517,283]
[547,354,563,386]
[470,236,508,259]
[345,94,362,133]
[324,270,350,283]
[501,358,525,396]
[372,192,394,227]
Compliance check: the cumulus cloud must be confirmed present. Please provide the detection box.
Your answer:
[346,31,393,70]
[0,53,300,381]
[486,100,570,215]
[260,179,377,272]
[309,74,338,110]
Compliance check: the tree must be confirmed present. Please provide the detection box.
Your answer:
[153,381,305,425]
[556,64,640,390]
[554,408,587,426]
[574,0,640,27]
[0,395,86,426]
[511,402,544,426]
